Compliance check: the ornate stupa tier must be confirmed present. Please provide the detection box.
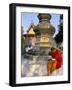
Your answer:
[34,14,55,36]
[34,23,55,36]
[38,14,51,22]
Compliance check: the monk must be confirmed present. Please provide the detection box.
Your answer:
[47,47,63,75]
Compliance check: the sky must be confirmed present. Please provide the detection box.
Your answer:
[21,12,60,37]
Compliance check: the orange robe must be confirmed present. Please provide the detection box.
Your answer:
[52,49,63,69]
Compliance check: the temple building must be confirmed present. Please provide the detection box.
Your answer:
[24,23,36,46]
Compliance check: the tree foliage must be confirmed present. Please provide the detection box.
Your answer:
[54,15,63,44]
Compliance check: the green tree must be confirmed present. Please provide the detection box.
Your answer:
[54,15,63,44]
